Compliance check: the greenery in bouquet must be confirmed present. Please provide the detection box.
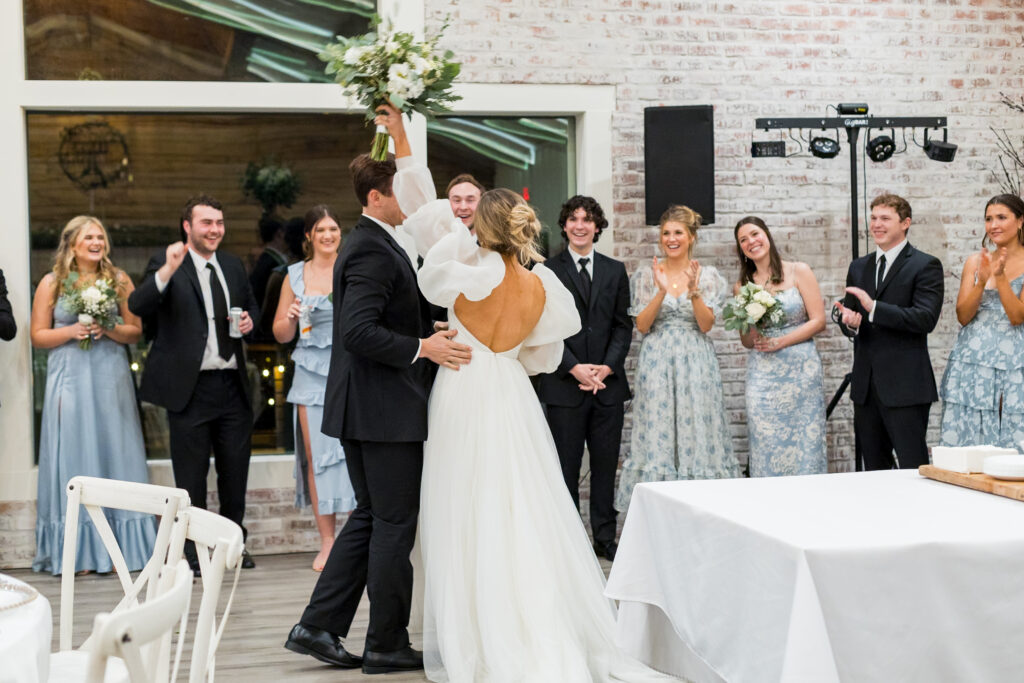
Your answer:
[241,161,303,216]
[61,272,123,350]
[320,15,461,160]
[722,283,785,335]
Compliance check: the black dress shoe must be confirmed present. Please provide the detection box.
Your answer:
[241,549,255,569]
[362,646,424,674]
[593,540,617,561]
[284,623,362,668]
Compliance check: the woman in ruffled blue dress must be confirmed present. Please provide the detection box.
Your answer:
[273,205,355,571]
[29,216,156,575]
[733,216,827,477]
[941,194,1024,449]
[616,205,739,511]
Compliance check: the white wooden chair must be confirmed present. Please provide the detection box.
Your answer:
[167,506,244,683]
[49,559,194,683]
[61,476,191,653]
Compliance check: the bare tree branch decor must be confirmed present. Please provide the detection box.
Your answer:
[992,92,1024,196]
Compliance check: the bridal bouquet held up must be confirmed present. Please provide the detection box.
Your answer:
[320,16,460,160]
[61,273,123,349]
[723,282,784,335]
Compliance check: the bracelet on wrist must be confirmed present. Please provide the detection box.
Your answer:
[687,289,702,300]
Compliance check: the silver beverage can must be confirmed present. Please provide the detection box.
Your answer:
[299,303,313,340]
[228,306,243,338]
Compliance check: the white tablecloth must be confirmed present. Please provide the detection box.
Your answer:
[605,470,1024,683]
[0,574,51,683]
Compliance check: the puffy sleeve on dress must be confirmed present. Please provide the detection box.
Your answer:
[417,227,506,309]
[518,264,583,376]
[629,264,656,317]
[394,156,467,258]
[699,265,728,318]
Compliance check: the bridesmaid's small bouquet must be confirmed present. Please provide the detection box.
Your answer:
[61,273,122,350]
[320,16,461,160]
[722,283,784,334]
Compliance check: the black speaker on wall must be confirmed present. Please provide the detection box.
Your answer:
[644,105,715,225]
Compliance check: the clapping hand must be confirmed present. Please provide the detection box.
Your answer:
[652,258,670,293]
[833,301,862,331]
[686,260,701,294]
[844,286,875,314]
[993,247,1008,278]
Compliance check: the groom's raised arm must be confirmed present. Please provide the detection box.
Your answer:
[340,242,421,368]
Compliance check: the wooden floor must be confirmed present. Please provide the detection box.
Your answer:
[8,552,613,682]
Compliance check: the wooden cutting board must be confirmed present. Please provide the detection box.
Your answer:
[919,465,1024,502]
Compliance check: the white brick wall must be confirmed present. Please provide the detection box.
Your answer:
[427,0,1024,471]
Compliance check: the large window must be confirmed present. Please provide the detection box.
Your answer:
[23,0,371,82]
[427,116,576,256]
[26,110,579,461]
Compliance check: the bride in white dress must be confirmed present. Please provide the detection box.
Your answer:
[380,109,673,683]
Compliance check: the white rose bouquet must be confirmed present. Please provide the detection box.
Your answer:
[61,273,122,350]
[722,283,785,335]
[320,16,461,161]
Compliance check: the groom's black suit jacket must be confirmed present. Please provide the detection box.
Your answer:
[536,248,632,406]
[840,243,943,407]
[129,250,259,412]
[321,216,435,442]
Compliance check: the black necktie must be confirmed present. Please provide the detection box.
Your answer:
[578,257,592,302]
[207,263,232,360]
[876,254,887,292]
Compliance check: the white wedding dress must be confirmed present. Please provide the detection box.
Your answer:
[397,159,676,683]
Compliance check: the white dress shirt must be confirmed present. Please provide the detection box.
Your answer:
[869,239,908,322]
[155,248,237,370]
[360,213,423,364]
[569,248,595,279]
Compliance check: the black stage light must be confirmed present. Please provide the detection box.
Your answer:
[925,139,957,162]
[866,133,895,162]
[810,135,840,159]
[838,102,869,116]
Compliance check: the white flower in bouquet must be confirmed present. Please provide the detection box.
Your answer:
[320,15,461,161]
[744,301,767,321]
[80,286,104,310]
[723,282,785,335]
[77,313,94,326]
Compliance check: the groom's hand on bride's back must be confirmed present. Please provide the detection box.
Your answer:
[420,328,472,370]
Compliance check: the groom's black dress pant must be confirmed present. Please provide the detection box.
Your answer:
[301,439,422,652]
[854,378,930,471]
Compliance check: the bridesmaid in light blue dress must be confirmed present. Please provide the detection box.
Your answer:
[617,205,739,510]
[30,216,156,575]
[273,205,355,571]
[941,195,1024,449]
[734,216,827,477]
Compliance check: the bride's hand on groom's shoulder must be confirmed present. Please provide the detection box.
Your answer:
[420,328,472,370]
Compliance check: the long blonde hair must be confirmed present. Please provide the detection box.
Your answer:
[50,216,123,306]
[473,188,544,266]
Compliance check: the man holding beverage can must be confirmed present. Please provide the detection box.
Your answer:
[129,194,260,573]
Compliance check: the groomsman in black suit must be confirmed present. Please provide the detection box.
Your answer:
[834,193,944,471]
[285,143,472,674]
[537,196,632,561]
[128,195,260,569]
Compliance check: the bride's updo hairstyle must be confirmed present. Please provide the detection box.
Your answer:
[473,188,544,266]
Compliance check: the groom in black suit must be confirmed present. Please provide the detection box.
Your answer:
[835,193,944,471]
[286,150,471,674]
[128,195,260,569]
[537,196,631,561]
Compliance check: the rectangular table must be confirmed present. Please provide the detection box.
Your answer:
[605,470,1024,683]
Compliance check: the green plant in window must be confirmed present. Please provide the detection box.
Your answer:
[241,161,303,216]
